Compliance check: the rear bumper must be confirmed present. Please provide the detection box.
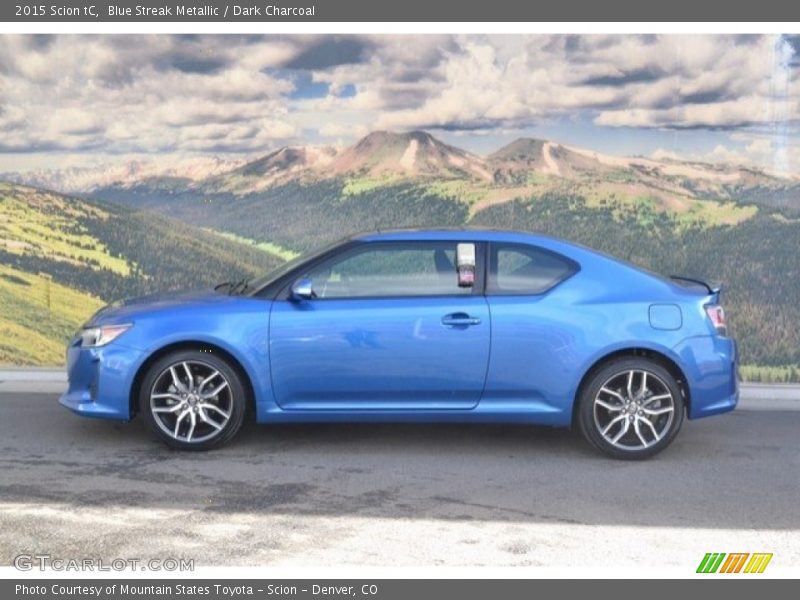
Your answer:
[58,337,145,421]
[672,335,739,419]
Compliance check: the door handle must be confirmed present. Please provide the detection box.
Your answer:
[441,313,481,327]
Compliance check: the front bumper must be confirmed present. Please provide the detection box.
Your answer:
[58,336,145,421]
[672,335,739,419]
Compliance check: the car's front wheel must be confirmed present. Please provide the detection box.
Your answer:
[578,358,684,460]
[139,349,247,450]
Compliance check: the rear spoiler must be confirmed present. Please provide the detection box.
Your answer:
[669,275,722,298]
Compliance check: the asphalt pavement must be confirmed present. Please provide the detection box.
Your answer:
[0,381,798,568]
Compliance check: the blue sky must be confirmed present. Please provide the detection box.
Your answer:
[0,34,797,173]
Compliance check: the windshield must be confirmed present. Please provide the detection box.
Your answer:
[244,238,349,295]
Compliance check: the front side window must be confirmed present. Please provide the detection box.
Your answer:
[303,242,474,299]
[488,243,577,295]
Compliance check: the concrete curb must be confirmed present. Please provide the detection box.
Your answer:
[0,368,66,381]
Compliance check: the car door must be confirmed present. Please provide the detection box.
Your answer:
[268,240,490,410]
[482,242,581,416]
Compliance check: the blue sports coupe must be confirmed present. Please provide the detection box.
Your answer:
[60,229,738,459]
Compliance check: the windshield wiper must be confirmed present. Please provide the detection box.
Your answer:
[228,277,252,295]
[214,281,235,292]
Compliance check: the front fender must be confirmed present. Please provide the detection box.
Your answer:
[120,302,272,417]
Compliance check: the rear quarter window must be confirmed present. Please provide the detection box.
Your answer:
[488,243,578,295]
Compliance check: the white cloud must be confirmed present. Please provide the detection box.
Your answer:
[0,35,298,154]
[650,148,682,161]
[318,123,369,138]
[0,34,798,164]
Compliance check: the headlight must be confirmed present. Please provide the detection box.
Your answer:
[80,324,132,347]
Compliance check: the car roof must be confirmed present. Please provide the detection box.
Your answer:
[353,227,560,245]
[350,228,606,263]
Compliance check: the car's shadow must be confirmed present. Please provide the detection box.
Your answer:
[1,395,798,531]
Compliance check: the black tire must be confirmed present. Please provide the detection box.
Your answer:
[139,349,247,451]
[577,358,685,460]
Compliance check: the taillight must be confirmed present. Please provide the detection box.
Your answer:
[705,305,727,335]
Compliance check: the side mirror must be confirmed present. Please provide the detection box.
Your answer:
[290,277,315,300]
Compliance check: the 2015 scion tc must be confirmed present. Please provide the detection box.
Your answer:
[60,229,738,459]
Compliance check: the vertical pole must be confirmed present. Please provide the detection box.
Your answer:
[38,272,52,311]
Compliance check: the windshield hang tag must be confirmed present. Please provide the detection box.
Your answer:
[456,243,476,287]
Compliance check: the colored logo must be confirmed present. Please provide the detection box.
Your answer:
[696,553,773,574]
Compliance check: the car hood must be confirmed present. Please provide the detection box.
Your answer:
[86,289,235,326]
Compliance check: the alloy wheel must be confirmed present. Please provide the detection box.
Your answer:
[592,369,676,451]
[149,360,233,444]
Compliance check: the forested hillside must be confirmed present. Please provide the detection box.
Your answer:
[0,183,283,364]
[95,181,469,253]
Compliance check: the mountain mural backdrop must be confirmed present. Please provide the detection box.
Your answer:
[2,131,799,381]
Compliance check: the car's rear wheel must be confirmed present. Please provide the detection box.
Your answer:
[139,350,246,450]
[578,358,684,460]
